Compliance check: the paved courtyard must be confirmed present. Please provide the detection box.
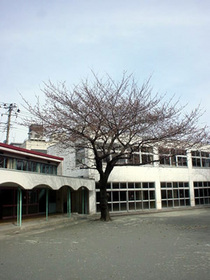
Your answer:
[0,208,210,280]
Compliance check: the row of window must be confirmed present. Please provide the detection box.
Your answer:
[96,182,155,212]
[96,189,156,202]
[96,181,210,212]
[159,149,210,167]
[0,155,57,175]
[96,201,156,212]
[161,182,189,188]
[115,147,154,165]
[76,147,210,168]
[96,182,155,189]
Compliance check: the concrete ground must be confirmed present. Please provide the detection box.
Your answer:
[0,208,210,280]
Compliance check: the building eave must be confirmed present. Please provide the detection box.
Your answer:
[0,142,64,162]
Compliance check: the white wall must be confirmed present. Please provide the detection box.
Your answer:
[0,169,95,191]
[48,144,91,178]
[48,143,210,212]
[21,139,53,151]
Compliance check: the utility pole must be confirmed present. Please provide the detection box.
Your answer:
[5,104,13,144]
[0,103,20,144]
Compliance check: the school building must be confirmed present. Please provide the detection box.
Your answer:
[0,143,95,226]
[48,143,210,214]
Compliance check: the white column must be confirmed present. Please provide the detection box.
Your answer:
[155,180,162,210]
[89,189,97,214]
[187,150,195,207]
[153,146,162,209]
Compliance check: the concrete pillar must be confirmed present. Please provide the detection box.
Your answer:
[46,189,49,221]
[82,188,85,214]
[155,180,162,210]
[89,189,97,214]
[187,150,195,206]
[17,188,22,226]
[67,188,71,218]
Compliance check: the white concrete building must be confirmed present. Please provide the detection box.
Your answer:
[48,144,210,214]
[21,124,54,153]
[0,143,95,226]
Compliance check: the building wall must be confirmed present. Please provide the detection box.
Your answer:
[52,144,210,213]
[21,139,53,154]
[0,143,96,221]
[0,168,95,191]
[48,144,90,178]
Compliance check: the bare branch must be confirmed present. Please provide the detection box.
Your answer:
[21,71,209,221]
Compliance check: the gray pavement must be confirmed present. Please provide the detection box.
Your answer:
[0,208,210,280]
[0,213,89,238]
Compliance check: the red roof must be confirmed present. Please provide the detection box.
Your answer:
[0,142,63,161]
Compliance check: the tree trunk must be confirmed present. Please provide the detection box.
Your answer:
[99,181,111,221]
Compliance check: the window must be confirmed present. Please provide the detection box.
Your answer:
[194,181,210,205]
[96,182,156,212]
[40,163,57,174]
[28,161,38,172]
[161,182,190,208]
[0,155,7,168]
[177,156,187,166]
[191,151,210,168]
[115,155,127,165]
[75,148,85,166]
[16,159,23,170]
[127,153,140,165]
[126,146,154,165]
[140,146,154,164]
[96,145,154,166]
[159,148,187,167]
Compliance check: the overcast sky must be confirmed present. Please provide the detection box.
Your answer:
[0,0,209,143]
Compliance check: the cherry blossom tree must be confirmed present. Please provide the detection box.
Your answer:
[23,72,209,221]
